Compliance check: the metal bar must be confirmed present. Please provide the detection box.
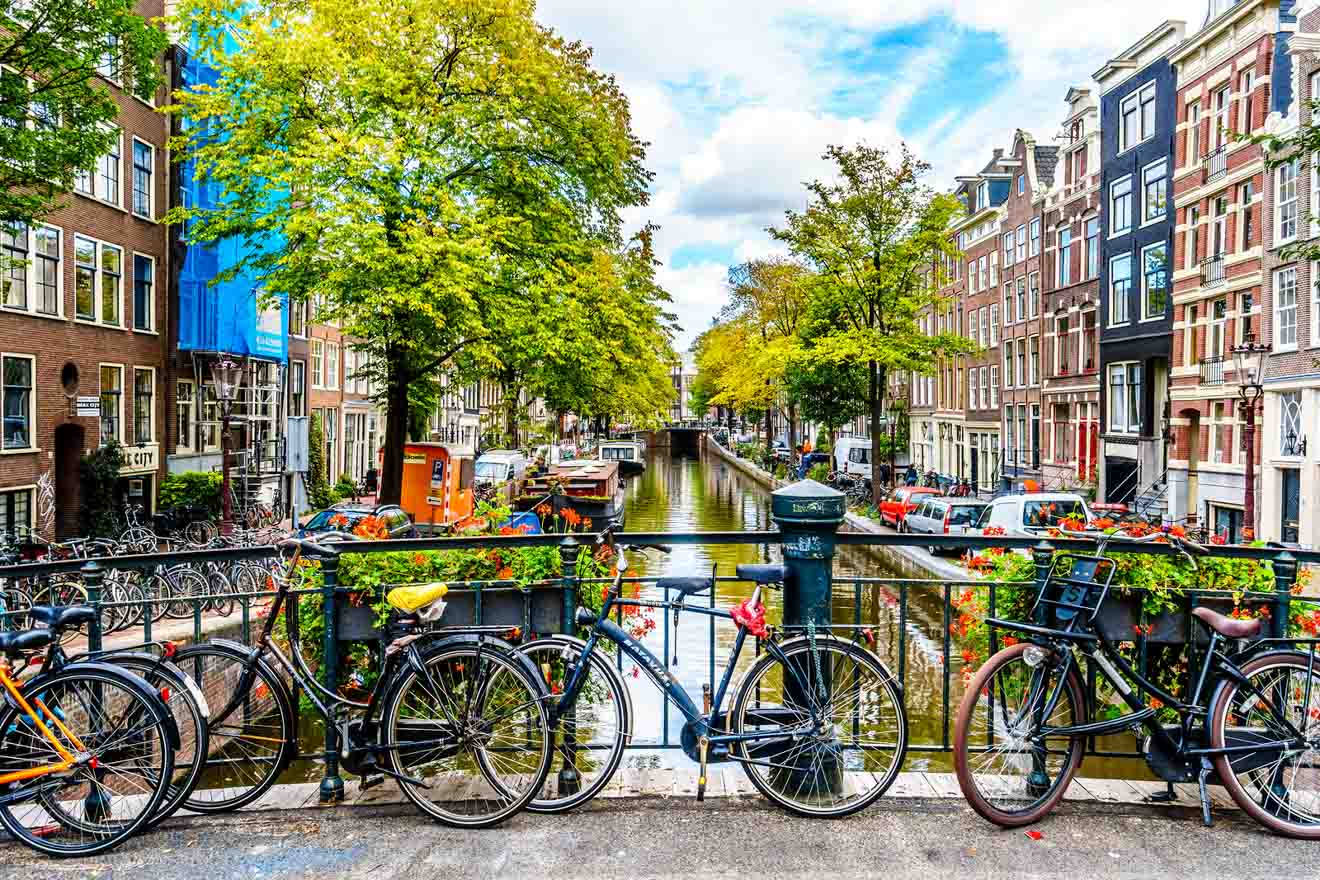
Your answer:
[318,552,344,804]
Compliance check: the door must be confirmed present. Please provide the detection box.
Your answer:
[53,423,84,539]
[1281,469,1301,544]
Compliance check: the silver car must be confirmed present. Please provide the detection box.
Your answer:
[902,497,989,555]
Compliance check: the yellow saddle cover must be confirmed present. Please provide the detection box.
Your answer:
[386,583,449,613]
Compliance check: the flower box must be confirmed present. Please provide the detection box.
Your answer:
[1092,592,1246,645]
[337,583,571,641]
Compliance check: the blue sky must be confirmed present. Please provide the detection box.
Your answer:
[536,0,1207,347]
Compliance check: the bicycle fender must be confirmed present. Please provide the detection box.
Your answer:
[25,661,182,750]
[405,633,550,699]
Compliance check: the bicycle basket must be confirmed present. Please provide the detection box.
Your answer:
[1029,552,1117,630]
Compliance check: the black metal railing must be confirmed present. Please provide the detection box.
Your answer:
[1203,146,1227,183]
[1201,254,1225,287]
[1199,354,1227,385]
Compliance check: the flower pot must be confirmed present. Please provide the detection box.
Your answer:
[337,583,573,642]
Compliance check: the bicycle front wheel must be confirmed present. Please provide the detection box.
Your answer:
[0,666,175,857]
[1211,649,1320,838]
[729,635,906,818]
[953,642,1084,827]
[384,642,551,828]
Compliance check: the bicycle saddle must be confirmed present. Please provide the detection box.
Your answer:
[1191,606,1262,639]
[25,605,96,630]
[386,583,449,621]
[657,577,712,597]
[0,628,51,658]
[736,564,786,585]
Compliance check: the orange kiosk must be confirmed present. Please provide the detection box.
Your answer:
[398,443,475,532]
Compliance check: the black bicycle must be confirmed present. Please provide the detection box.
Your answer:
[174,538,552,828]
[518,531,907,818]
[954,529,1320,837]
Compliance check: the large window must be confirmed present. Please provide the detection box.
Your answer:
[1053,403,1073,463]
[1108,363,1141,434]
[2,355,34,450]
[131,139,153,219]
[1003,232,1015,266]
[1280,391,1303,456]
[1142,242,1168,320]
[290,360,306,417]
[980,368,989,410]
[1277,158,1300,244]
[1186,101,1200,166]
[1057,228,1073,286]
[1240,181,1255,249]
[1119,82,1157,152]
[990,366,999,407]
[75,236,95,320]
[1029,273,1039,318]
[1016,224,1026,261]
[1085,217,1099,278]
[133,368,153,444]
[325,342,340,390]
[989,304,1000,345]
[1313,263,1320,348]
[100,243,120,327]
[1030,218,1041,256]
[74,236,121,326]
[33,226,59,315]
[1275,266,1298,351]
[2,223,26,310]
[0,488,33,535]
[1142,159,1167,224]
[1110,175,1133,237]
[311,339,324,389]
[1109,253,1132,325]
[99,364,123,446]
[97,129,121,206]
[1014,281,1024,324]
[1029,336,1039,385]
[133,254,153,331]
[176,380,195,453]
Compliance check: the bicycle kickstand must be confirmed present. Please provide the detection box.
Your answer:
[1145,781,1177,803]
[1197,757,1214,827]
[697,737,709,803]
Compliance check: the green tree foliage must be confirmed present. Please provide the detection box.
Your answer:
[158,471,223,516]
[306,412,334,511]
[80,441,124,538]
[165,0,652,504]
[771,144,971,502]
[0,0,166,224]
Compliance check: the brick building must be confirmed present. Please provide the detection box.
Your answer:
[0,0,170,538]
[1040,87,1104,491]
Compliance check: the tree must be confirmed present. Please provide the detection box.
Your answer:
[784,358,867,451]
[0,0,166,224]
[166,0,650,504]
[771,144,971,503]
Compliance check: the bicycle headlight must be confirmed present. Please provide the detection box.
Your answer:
[1023,646,1049,667]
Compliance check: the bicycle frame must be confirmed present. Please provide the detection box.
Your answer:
[0,663,85,789]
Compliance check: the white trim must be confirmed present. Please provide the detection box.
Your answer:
[131,251,154,333]
[1,222,63,318]
[176,378,196,454]
[98,362,125,447]
[1117,80,1158,155]
[1140,156,1168,228]
[0,352,36,452]
[1276,157,1300,246]
[1140,240,1169,322]
[129,136,155,221]
[1274,265,1299,352]
[1109,173,1134,238]
[73,234,124,328]
[132,365,156,445]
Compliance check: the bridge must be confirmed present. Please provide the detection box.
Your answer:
[641,422,708,457]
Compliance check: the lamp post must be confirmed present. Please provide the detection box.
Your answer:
[1230,333,1268,540]
[887,399,901,490]
[210,357,242,536]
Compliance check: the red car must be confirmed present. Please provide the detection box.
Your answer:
[881,487,940,528]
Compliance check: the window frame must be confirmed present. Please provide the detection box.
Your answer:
[1118,82,1157,153]
[311,339,325,389]
[176,379,195,454]
[1109,174,1133,238]
[1141,158,1168,227]
[325,341,340,390]
[1029,218,1041,256]
[1109,252,1132,326]
[130,137,154,220]
[1141,241,1169,322]
[132,252,154,332]
[2,223,62,318]
[99,363,124,447]
[132,366,154,445]
[1016,224,1026,261]
[1277,158,1300,245]
[1,352,36,452]
[73,234,123,328]
[1274,265,1298,352]
[94,126,122,209]
[1107,361,1141,435]
[1058,227,1073,287]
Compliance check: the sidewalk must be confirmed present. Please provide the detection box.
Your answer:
[2,776,1305,880]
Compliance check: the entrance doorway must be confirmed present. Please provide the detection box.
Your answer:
[53,423,84,539]
[1281,468,1300,544]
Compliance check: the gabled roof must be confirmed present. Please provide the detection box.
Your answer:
[1034,146,1061,189]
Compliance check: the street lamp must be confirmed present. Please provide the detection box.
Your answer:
[887,399,902,490]
[210,357,242,535]
[1230,333,1268,540]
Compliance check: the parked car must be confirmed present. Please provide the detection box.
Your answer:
[833,437,871,480]
[973,493,1094,539]
[878,486,940,528]
[474,450,529,486]
[901,497,989,555]
[298,502,417,540]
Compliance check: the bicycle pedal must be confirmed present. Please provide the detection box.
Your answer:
[359,773,385,791]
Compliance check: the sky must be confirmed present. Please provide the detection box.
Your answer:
[536,0,1209,350]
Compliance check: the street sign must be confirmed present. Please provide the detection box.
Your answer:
[75,396,99,417]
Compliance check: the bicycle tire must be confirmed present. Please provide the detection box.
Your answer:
[517,635,632,813]
[383,641,551,828]
[175,642,296,814]
[0,665,175,857]
[953,642,1085,827]
[729,635,906,818]
[1210,649,1320,838]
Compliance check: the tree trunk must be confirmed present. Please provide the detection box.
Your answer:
[870,360,883,505]
[829,426,837,452]
[378,375,409,506]
[787,403,798,458]
[764,407,773,458]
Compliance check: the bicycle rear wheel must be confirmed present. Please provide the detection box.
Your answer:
[0,666,175,857]
[383,641,551,828]
[729,635,906,818]
[953,642,1084,827]
[1211,649,1320,838]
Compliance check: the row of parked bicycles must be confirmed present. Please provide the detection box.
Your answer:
[2,526,1320,860]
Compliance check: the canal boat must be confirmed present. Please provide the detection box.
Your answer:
[597,440,646,477]
[516,459,627,527]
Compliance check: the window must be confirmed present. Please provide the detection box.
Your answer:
[1280,391,1303,456]
[990,366,999,407]
[968,260,978,292]
[1186,101,1200,166]
[1109,253,1132,325]
[1108,363,1141,434]
[1085,217,1099,279]
[977,181,989,210]
[33,226,59,315]
[1119,82,1157,151]
[323,409,338,477]
[1209,400,1232,463]
[97,33,119,79]
[1004,232,1015,266]
[311,339,324,389]
[132,254,153,331]
[1314,152,1320,239]
[980,368,989,410]
[0,488,33,535]
[2,355,34,450]
[2,223,26,310]
[1005,283,1014,325]
[1016,340,1026,389]
[1210,298,1228,358]
[1030,218,1041,256]
[97,129,121,206]
[1211,195,1229,256]
[1029,336,1039,385]
[290,298,307,337]
[1239,292,1253,343]
[131,139,153,218]
[1142,242,1168,320]
[1187,206,1201,268]
[1240,181,1255,249]
[1018,174,1025,194]
[1184,304,1199,367]
[1016,224,1026,261]
[979,306,989,347]
[1313,264,1320,348]
[133,368,153,444]
[73,236,121,325]
[74,236,95,320]
[969,309,978,346]
[1142,159,1167,224]
[1213,86,1230,149]
[1027,275,1037,320]
[969,368,978,409]
[1277,159,1300,243]
[1238,69,1255,133]
[1275,266,1298,350]
[1110,175,1133,236]
[1058,228,1073,286]
[989,304,1000,345]
[290,360,306,417]
[176,380,195,453]
[978,255,988,290]
[99,364,123,446]
[1053,403,1073,463]
[990,252,998,286]
[325,342,340,389]
[99,243,120,326]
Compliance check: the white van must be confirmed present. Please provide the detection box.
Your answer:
[474,450,529,486]
[833,437,871,480]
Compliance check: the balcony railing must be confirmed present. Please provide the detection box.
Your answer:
[1201,254,1225,288]
[1199,355,1226,386]
[1203,146,1227,184]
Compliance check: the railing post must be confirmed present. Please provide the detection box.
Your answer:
[770,478,846,794]
[318,550,344,805]
[1271,549,1297,641]
[557,534,581,797]
[82,560,103,653]
[1031,540,1054,626]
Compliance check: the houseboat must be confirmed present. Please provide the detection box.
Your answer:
[597,440,646,477]
[517,459,626,528]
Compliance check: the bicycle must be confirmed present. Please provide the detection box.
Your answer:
[518,530,908,817]
[953,529,1320,838]
[0,611,179,857]
[174,537,552,828]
